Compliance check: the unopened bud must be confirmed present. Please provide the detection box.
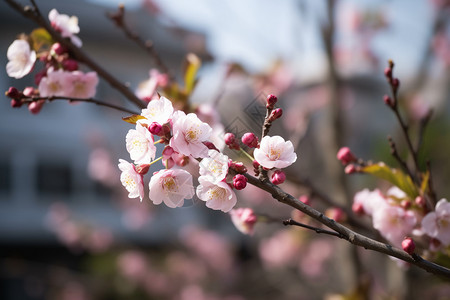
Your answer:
[344,164,359,174]
[224,133,240,150]
[229,161,247,174]
[271,170,286,185]
[51,42,67,55]
[11,99,22,108]
[233,174,248,190]
[383,95,394,107]
[136,164,151,175]
[23,87,35,97]
[384,67,392,79]
[252,160,260,176]
[28,100,45,115]
[392,78,400,91]
[401,200,411,209]
[266,94,278,109]
[241,132,259,148]
[325,207,346,223]
[62,59,78,71]
[203,141,219,151]
[162,146,174,159]
[336,147,356,165]
[415,196,426,208]
[268,108,283,122]
[352,202,365,215]
[149,122,162,135]
[402,237,415,255]
[299,195,311,205]
[6,87,20,99]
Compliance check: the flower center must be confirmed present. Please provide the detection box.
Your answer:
[268,146,282,160]
[122,173,137,192]
[185,126,201,142]
[162,176,178,193]
[207,186,227,201]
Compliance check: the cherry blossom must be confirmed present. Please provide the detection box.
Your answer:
[196,177,237,212]
[253,135,297,169]
[422,199,450,246]
[198,150,229,184]
[170,111,212,158]
[229,208,257,235]
[140,96,174,126]
[352,188,386,216]
[38,69,70,97]
[372,204,417,247]
[126,123,156,164]
[135,69,169,101]
[48,9,82,47]
[118,159,145,201]
[149,169,195,208]
[6,39,36,79]
[64,71,99,98]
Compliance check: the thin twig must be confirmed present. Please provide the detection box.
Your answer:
[21,96,140,115]
[4,0,146,109]
[283,218,345,238]
[244,172,450,279]
[388,136,417,183]
[107,4,174,82]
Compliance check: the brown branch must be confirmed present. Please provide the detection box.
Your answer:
[388,136,417,184]
[283,218,345,238]
[244,172,450,279]
[5,0,146,110]
[20,96,140,115]
[107,4,175,82]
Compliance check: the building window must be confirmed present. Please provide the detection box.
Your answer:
[36,162,72,196]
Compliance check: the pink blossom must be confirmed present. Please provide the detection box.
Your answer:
[126,123,156,164]
[196,177,237,212]
[149,169,194,208]
[372,205,417,247]
[64,71,99,98]
[229,208,257,235]
[118,159,145,201]
[38,69,70,97]
[140,96,174,125]
[6,39,36,79]
[170,111,212,158]
[353,188,386,216]
[336,147,356,165]
[422,199,450,246]
[136,69,169,101]
[253,135,297,169]
[48,9,82,47]
[198,150,229,184]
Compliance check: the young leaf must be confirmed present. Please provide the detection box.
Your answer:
[361,162,418,198]
[183,53,201,95]
[30,28,54,52]
[122,114,146,125]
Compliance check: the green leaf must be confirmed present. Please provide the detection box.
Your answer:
[122,114,146,125]
[30,28,53,52]
[420,171,430,195]
[183,53,201,95]
[361,162,418,198]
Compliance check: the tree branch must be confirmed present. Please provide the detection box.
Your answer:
[283,218,345,238]
[5,0,146,109]
[244,172,450,279]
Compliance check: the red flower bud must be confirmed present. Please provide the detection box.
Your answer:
[62,59,78,71]
[383,95,394,107]
[149,122,162,135]
[402,237,415,255]
[384,67,392,78]
[271,170,286,185]
[51,42,67,55]
[6,87,20,99]
[241,132,259,148]
[344,164,359,174]
[266,94,278,109]
[336,147,356,165]
[28,100,45,115]
[203,141,219,151]
[136,164,151,175]
[224,133,240,150]
[268,108,283,122]
[233,174,248,190]
[299,195,310,205]
[352,202,365,215]
[11,99,22,108]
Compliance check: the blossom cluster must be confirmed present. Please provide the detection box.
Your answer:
[353,186,450,252]
[5,9,98,114]
[118,94,297,217]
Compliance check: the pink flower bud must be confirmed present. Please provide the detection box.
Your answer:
[415,196,426,208]
[224,133,240,150]
[271,170,286,185]
[253,160,260,176]
[162,146,174,159]
[392,78,400,89]
[229,161,247,174]
[28,100,45,114]
[62,59,78,71]
[336,147,356,165]
[268,108,283,122]
[6,87,20,99]
[229,208,258,235]
[23,87,35,97]
[203,141,219,151]
[149,122,162,135]
[401,200,411,209]
[174,153,189,167]
[325,207,346,222]
[135,164,151,175]
[11,99,22,108]
[266,94,278,109]
[233,174,248,190]
[352,202,365,215]
[344,164,358,174]
[383,95,394,107]
[51,43,67,55]
[241,132,259,148]
[402,237,415,255]
[384,67,392,78]
[299,195,310,205]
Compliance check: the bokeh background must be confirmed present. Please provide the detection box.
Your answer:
[1,0,450,299]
